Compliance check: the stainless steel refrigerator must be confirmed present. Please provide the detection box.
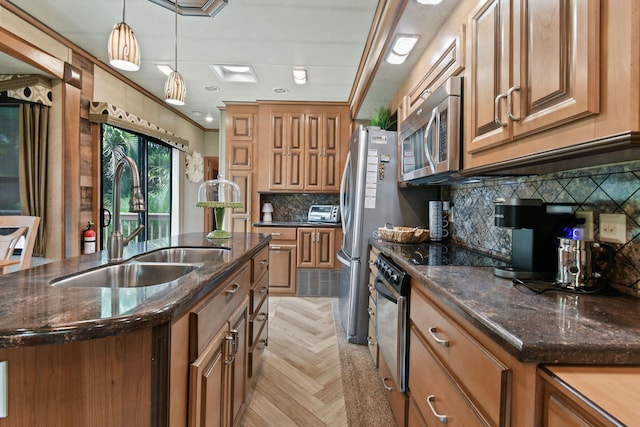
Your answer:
[337,125,436,344]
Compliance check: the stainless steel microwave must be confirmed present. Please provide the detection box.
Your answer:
[399,76,462,184]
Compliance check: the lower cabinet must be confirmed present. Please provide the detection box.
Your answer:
[257,227,297,295]
[367,246,379,366]
[378,351,408,427]
[297,227,336,268]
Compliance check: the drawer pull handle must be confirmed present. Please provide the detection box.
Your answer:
[259,286,268,294]
[367,336,375,346]
[225,283,241,295]
[428,327,449,347]
[259,259,268,266]
[381,377,393,392]
[271,232,282,236]
[367,308,375,317]
[271,245,282,250]
[256,313,268,322]
[368,284,374,292]
[257,339,268,350]
[426,395,448,424]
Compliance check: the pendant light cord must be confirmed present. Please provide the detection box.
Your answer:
[122,0,126,22]
[174,0,178,71]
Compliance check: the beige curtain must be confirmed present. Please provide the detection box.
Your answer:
[18,103,48,257]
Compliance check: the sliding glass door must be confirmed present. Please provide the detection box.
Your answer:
[101,124,173,249]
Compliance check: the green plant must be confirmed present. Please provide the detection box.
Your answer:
[369,107,397,130]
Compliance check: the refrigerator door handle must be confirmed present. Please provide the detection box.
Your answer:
[337,249,351,267]
[339,151,351,238]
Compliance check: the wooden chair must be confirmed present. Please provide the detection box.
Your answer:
[0,216,40,274]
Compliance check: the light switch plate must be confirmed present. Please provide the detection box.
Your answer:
[599,213,626,243]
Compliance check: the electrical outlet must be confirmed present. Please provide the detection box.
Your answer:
[575,210,594,240]
[599,213,626,244]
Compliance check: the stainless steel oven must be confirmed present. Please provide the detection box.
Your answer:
[374,253,409,392]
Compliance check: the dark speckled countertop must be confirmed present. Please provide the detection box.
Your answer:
[254,221,341,228]
[0,232,269,348]
[371,239,640,365]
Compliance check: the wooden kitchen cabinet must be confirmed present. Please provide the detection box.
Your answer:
[410,284,511,426]
[367,245,379,366]
[379,347,408,427]
[465,0,600,166]
[258,103,349,193]
[264,108,304,191]
[304,112,342,192]
[257,227,297,295]
[248,245,269,380]
[225,103,260,232]
[297,227,336,269]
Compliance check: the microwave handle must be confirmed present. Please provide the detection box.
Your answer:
[423,107,438,174]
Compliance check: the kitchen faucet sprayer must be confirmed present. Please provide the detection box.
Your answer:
[107,155,146,262]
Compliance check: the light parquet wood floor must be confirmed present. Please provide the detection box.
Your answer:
[240,297,348,427]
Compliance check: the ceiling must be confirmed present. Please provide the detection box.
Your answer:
[4,0,461,130]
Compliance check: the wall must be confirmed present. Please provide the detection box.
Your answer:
[447,161,640,296]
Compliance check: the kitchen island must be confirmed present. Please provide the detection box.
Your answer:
[371,239,640,426]
[0,232,270,426]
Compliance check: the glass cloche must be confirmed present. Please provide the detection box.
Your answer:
[196,176,243,239]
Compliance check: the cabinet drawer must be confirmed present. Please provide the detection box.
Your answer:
[409,326,484,426]
[368,295,376,323]
[379,350,407,427]
[367,318,378,367]
[410,287,510,426]
[250,273,269,313]
[249,319,269,378]
[252,245,269,283]
[190,264,251,361]
[249,296,268,347]
[258,227,297,241]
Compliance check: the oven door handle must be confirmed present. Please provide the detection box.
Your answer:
[375,278,398,304]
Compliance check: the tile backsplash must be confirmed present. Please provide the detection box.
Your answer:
[446,160,640,296]
[259,193,340,222]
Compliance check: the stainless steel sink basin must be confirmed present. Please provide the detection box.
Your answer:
[132,247,230,264]
[51,262,199,288]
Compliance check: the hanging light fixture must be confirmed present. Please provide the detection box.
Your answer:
[108,0,141,71]
[165,0,186,105]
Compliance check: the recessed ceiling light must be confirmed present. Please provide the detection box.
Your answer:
[204,85,220,92]
[192,111,202,116]
[417,0,443,4]
[156,64,174,76]
[293,68,307,85]
[386,35,419,65]
[210,64,258,83]
[273,87,289,94]
[205,115,214,122]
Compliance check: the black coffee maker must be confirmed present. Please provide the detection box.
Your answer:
[494,198,578,279]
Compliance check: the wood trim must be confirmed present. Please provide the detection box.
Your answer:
[349,0,408,120]
[151,323,171,427]
[63,79,82,257]
[461,131,640,176]
[0,26,64,78]
[63,62,82,89]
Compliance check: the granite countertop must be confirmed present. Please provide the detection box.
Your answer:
[371,239,640,365]
[254,221,341,228]
[0,232,270,348]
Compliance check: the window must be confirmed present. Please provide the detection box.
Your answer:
[0,105,20,215]
[101,124,174,249]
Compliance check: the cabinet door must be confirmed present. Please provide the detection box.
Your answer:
[227,141,253,170]
[268,111,304,190]
[296,228,316,268]
[269,243,297,294]
[321,113,341,191]
[467,0,512,152]
[228,171,252,233]
[511,0,599,138]
[286,113,304,190]
[268,112,287,189]
[229,303,248,427]
[189,326,228,427]
[228,113,254,141]
[315,228,336,268]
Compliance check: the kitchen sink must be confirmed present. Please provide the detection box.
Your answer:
[132,247,230,264]
[50,262,200,288]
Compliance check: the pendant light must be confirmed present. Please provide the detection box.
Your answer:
[108,0,141,71]
[165,0,186,105]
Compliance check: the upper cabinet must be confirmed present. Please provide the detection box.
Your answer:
[465,0,600,169]
[258,103,349,193]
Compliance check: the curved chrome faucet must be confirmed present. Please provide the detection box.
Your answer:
[107,155,146,262]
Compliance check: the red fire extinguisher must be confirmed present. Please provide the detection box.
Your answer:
[82,221,96,254]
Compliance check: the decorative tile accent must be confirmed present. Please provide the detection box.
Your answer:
[447,160,640,295]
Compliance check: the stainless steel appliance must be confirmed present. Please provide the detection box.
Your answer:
[399,76,462,185]
[307,204,340,223]
[494,198,580,279]
[557,238,615,288]
[374,253,409,392]
[337,125,435,344]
